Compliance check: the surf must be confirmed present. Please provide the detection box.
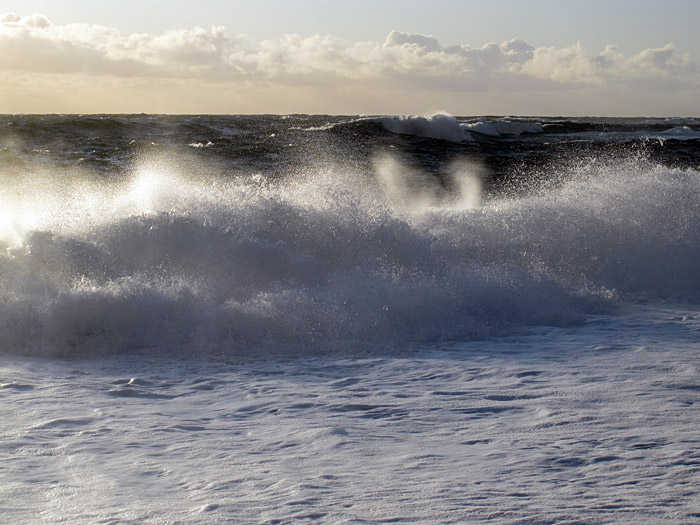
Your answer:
[1,140,698,357]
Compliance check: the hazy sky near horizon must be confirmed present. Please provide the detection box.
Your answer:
[1,0,699,115]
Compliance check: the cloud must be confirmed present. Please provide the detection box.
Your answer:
[0,13,246,78]
[595,43,696,80]
[522,43,603,84]
[384,30,442,53]
[0,13,698,114]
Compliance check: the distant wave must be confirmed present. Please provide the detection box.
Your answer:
[378,113,473,142]
[463,119,544,137]
[377,114,545,141]
[655,126,700,140]
[643,117,700,126]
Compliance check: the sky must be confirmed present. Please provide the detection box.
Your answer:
[0,0,699,115]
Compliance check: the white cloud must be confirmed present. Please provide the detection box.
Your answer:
[0,13,698,114]
[0,13,246,78]
[595,43,696,80]
[384,30,442,53]
[522,43,603,84]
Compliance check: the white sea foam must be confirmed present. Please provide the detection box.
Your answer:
[3,302,700,523]
[379,113,473,142]
[378,114,544,140]
[291,122,338,132]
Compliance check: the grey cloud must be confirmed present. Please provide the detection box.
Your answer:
[384,30,442,53]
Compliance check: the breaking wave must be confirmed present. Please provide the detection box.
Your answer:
[0,152,699,357]
[377,113,546,141]
[379,113,473,142]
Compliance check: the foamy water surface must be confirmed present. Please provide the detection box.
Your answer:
[3,303,700,523]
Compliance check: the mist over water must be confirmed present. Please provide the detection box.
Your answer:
[1,115,699,356]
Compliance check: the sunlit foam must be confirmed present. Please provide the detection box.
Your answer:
[0,164,184,248]
[0,197,41,247]
[379,113,473,143]
[0,207,20,245]
[127,169,162,214]
[121,165,199,216]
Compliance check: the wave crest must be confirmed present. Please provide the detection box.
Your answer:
[1,155,699,356]
[379,113,472,142]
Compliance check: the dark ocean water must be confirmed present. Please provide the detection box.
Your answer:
[4,114,700,190]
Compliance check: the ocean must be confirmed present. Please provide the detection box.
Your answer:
[2,113,700,523]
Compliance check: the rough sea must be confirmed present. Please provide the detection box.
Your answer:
[2,113,700,523]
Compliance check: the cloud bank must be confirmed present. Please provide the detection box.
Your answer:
[1,13,698,115]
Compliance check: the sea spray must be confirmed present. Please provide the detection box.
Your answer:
[2,146,699,356]
[374,153,483,215]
